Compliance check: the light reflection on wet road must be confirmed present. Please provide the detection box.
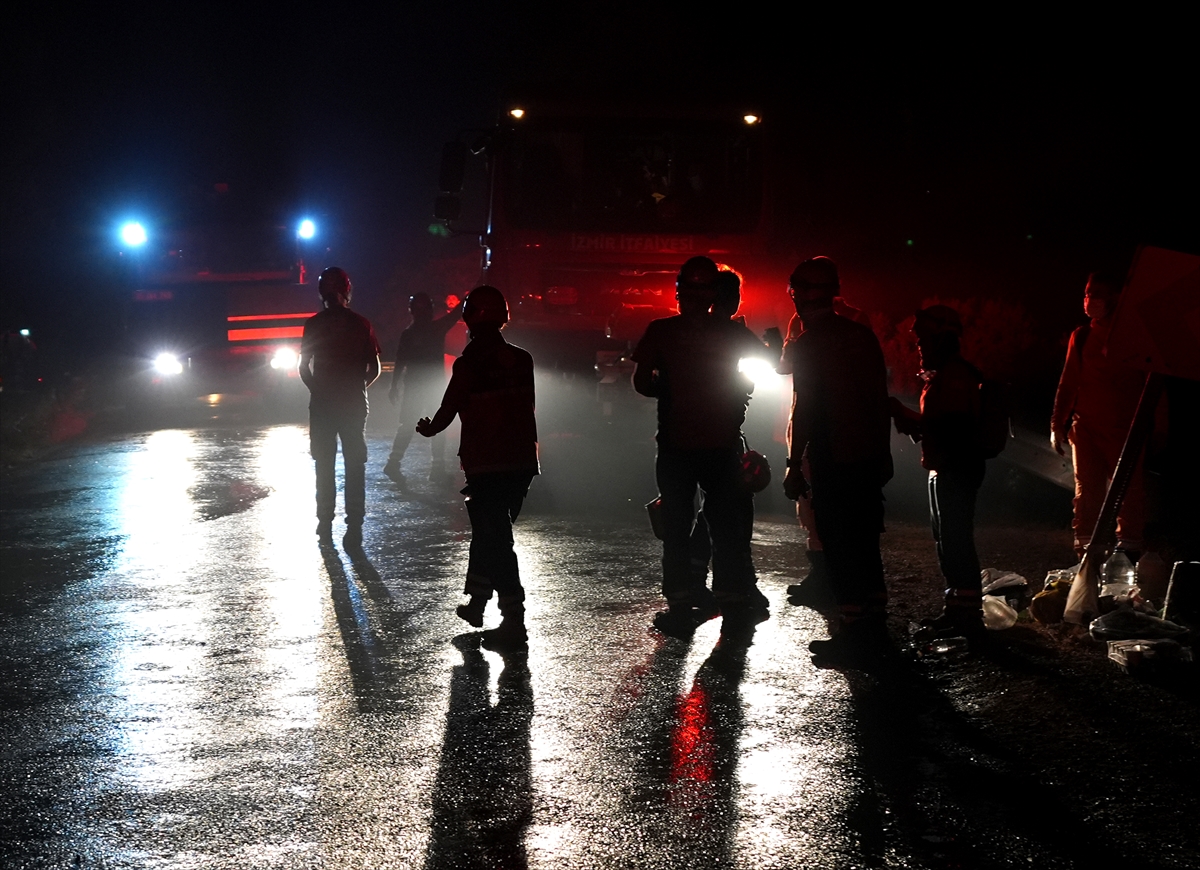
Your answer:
[4,419,1159,868]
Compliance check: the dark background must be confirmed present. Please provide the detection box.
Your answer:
[3,4,1195,373]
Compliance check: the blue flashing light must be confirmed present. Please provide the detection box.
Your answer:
[120,222,148,247]
[297,219,316,240]
[19,328,30,337]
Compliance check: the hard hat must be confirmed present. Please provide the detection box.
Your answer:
[409,292,434,317]
[463,285,509,328]
[739,449,772,493]
[715,268,742,312]
[913,305,963,338]
[676,256,720,297]
[788,257,840,301]
[318,267,352,301]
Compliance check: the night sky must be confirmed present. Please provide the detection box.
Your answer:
[4,6,1195,359]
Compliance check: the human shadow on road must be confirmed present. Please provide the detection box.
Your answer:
[322,543,408,711]
[618,622,756,868]
[838,653,1121,869]
[423,635,533,870]
[343,540,393,601]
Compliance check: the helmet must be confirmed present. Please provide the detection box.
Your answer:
[463,285,509,328]
[714,268,742,318]
[318,267,352,301]
[913,304,963,339]
[676,256,719,296]
[409,292,434,318]
[788,257,839,302]
[739,449,772,493]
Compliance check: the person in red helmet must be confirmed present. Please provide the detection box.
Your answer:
[784,257,893,663]
[891,304,987,643]
[417,285,539,651]
[299,267,382,548]
[1051,272,1147,560]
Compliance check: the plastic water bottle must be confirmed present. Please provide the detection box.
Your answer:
[1102,551,1135,588]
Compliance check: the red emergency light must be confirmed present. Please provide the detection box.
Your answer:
[228,326,305,341]
[227,312,316,322]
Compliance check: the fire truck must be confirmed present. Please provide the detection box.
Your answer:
[434,99,793,395]
[118,216,318,411]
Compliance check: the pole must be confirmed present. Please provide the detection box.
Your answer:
[1064,371,1164,624]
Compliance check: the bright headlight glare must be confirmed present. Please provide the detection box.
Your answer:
[271,347,298,370]
[738,357,779,390]
[153,353,183,375]
[121,222,148,247]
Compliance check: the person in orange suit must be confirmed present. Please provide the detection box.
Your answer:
[1051,272,1147,560]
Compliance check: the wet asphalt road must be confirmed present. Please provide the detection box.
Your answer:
[2,390,1197,869]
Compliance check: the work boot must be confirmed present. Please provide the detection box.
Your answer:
[652,602,717,639]
[809,617,890,666]
[342,523,363,549]
[720,600,770,639]
[456,596,487,628]
[787,550,833,603]
[914,607,986,650]
[316,519,333,543]
[383,461,406,488]
[481,618,528,652]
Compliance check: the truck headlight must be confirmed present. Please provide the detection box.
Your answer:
[153,353,184,375]
[270,347,298,371]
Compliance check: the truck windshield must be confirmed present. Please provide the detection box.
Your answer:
[148,224,297,276]
[499,120,762,234]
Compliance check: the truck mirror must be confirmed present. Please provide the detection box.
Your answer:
[433,194,461,222]
[439,142,468,194]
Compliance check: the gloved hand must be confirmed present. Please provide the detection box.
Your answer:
[762,326,783,358]
[889,396,921,438]
[783,465,810,500]
[1051,427,1068,456]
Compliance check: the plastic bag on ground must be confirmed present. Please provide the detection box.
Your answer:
[981,568,1030,612]
[981,568,1028,596]
[982,595,1018,630]
[1064,561,1101,626]
[1030,564,1079,624]
[1088,608,1191,641]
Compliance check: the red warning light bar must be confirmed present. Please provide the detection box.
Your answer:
[228,327,305,341]
[227,312,315,322]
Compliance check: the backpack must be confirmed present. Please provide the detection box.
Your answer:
[976,376,1012,458]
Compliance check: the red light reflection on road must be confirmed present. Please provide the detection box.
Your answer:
[668,681,715,813]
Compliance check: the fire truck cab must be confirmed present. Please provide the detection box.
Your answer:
[119,218,317,412]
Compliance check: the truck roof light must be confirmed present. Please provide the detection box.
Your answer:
[509,108,526,120]
[120,222,148,247]
[743,114,760,125]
